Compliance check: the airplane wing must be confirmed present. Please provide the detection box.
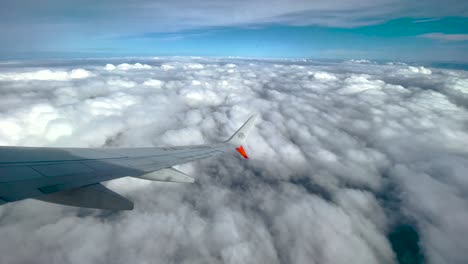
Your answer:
[0,115,258,210]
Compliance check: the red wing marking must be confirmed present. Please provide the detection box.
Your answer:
[235,146,249,159]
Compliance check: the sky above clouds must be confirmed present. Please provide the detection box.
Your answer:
[0,0,467,61]
[0,58,467,264]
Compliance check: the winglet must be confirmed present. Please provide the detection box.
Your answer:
[226,114,258,159]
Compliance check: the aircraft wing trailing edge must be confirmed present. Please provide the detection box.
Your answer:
[0,114,258,210]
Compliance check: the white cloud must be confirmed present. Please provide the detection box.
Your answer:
[346,59,374,64]
[0,58,468,264]
[406,66,432,75]
[161,64,176,70]
[0,68,92,81]
[107,79,136,88]
[184,63,204,70]
[104,63,152,71]
[69,69,92,79]
[45,119,74,141]
[104,64,116,71]
[142,79,163,87]
[313,71,338,81]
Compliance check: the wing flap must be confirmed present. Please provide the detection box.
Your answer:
[35,183,133,210]
[134,167,194,183]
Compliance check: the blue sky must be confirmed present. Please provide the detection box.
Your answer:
[126,17,468,62]
[0,0,467,62]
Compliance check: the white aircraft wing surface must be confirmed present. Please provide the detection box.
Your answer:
[0,115,257,210]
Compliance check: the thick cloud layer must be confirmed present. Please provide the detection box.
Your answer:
[0,58,467,264]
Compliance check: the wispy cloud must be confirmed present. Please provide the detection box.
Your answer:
[412,17,442,23]
[419,32,468,41]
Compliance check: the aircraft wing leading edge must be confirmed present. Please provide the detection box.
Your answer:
[0,115,258,210]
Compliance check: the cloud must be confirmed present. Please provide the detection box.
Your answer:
[346,59,375,64]
[142,79,163,87]
[412,17,442,23]
[0,58,468,264]
[399,66,432,75]
[105,63,152,71]
[313,71,338,81]
[418,33,468,41]
[0,68,92,81]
